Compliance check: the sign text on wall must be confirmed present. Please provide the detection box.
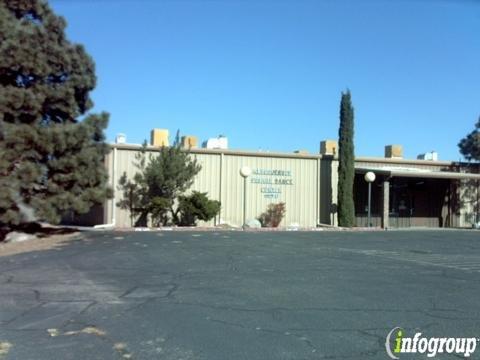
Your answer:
[250,168,294,199]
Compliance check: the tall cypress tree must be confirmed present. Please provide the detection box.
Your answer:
[0,0,111,227]
[337,90,355,227]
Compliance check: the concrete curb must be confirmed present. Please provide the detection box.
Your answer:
[108,226,386,233]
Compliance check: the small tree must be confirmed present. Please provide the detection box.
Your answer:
[337,90,356,227]
[177,191,221,226]
[258,202,286,227]
[458,117,480,161]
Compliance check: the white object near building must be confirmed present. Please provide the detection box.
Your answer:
[115,133,126,144]
[204,135,228,149]
[417,151,438,161]
[364,171,376,183]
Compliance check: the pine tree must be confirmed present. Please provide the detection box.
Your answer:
[458,117,480,161]
[0,0,111,227]
[337,90,355,227]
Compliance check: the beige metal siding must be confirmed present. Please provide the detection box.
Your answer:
[110,149,220,227]
[219,154,318,227]
[190,153,221,200]
[109,148,320,227]
[114,148,147,227]
[190,153,221,226]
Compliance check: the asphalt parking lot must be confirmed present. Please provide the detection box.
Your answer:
[1,230,480,359]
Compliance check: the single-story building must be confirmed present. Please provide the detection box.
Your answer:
[68,131,480,229]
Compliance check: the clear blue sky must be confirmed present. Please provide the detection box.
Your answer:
[50,0,480,161]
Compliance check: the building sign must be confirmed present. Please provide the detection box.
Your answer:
[250,168,294,199]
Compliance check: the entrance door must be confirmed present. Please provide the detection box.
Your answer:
[388,178,448,228]
[389,180,413,228]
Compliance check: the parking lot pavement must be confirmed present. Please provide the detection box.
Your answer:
[1,229,479,359]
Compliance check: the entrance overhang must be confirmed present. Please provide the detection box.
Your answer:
[355,166,480,229]
[355,167,480,180]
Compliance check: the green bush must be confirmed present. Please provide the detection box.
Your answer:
[177,191,221,226]
[258,202,286,227]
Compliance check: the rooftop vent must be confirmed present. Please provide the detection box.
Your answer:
[150,129,169,147]
[385,145,403,159]
[417,151,438,161]
[181,135,198,149]
[320,140,337,155]
[203,135,228,149]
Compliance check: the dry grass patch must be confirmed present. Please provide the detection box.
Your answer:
[0,231,80,257]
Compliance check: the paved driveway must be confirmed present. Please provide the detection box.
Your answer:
[1,230,480,359]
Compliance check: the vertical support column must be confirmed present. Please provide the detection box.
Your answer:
[243,176,247,227]
[111,146,117,225]
[239,166,252,228]
[382,178,390,229]
[448,180,452,227]
[441,180,451,228]
[367,182,372,227]
[450,180,459,228]
[331,158,339,227]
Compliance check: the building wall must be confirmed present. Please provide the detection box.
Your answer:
[189,152,222,226]
[106,146,336,228]
[217,153,319,227]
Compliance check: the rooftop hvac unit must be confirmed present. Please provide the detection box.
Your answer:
[204,135,228,149]
[150,129,169,147]
[320,140,337,155]
[181,135,198,149]
[385,145,403,159]
[115,133,126,144]
[417,151,438,161]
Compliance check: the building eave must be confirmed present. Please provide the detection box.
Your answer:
[355,167,480,180]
